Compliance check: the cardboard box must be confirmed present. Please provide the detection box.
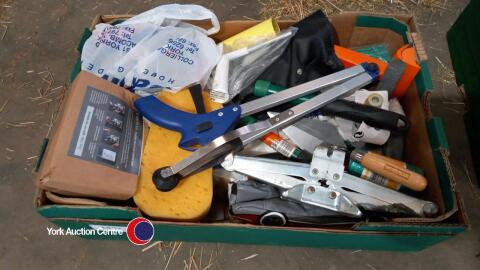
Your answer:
[35,12,467,251]
[36,72,143,200]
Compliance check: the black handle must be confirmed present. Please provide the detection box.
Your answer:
[319,100,410,132]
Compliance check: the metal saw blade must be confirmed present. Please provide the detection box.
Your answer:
[282,118,345,154]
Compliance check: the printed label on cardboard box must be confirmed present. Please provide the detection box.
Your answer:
[68,86,143,174]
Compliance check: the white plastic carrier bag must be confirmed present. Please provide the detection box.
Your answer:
[81,4,221,94]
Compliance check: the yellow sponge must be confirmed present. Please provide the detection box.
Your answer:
[134,90,223,221]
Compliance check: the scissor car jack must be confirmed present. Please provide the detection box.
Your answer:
[222,146,438,217]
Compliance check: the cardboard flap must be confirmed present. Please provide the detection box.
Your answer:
[355,15,410,43]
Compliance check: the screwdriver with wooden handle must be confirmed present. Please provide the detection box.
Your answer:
[350,150,428,191]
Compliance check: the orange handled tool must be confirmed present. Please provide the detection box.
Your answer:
[351,150,427,191]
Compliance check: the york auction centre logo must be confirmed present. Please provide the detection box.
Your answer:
[126,217,155,245]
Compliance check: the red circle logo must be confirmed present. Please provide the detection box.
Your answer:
[126,217,154,245]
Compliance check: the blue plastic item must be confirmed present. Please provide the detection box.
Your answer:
[134,96,241,151]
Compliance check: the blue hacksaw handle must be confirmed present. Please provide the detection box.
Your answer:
[134,95,241,151]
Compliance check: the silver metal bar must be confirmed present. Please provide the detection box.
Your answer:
[165,66,375,178]
[282,184,362,217]
[222,155,313,181]
[239,65,367,117]
[169,120,270,177]
[241,73,374,145]
[230,169,303,190]
[331,173,438,217]
[221,155,313,189]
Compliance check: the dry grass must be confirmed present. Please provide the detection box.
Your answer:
[432,56,462,102]
[464,163,480,200]
[0,0,13,19]
[164,241,183,270]
[182,245,223,270]
[259,0,449,20]
[0,0,13,40]
[5,121,36,127]
[142,242,224,270]
[240,253,259,261]
[434,56,455,86]
[0,98,8,113]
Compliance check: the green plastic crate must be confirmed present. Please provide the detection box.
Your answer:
[447,0,480,183]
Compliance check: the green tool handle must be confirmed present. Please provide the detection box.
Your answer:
[254,80,315,105]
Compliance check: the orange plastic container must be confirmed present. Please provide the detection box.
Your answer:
[334,45,420,97]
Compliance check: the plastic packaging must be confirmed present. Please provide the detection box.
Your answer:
[124,4,220,35]
[209,27,297,103]
[221,18,280,53]
[81,4,221,94]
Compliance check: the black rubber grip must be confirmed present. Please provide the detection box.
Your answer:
[319,100,410,132]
